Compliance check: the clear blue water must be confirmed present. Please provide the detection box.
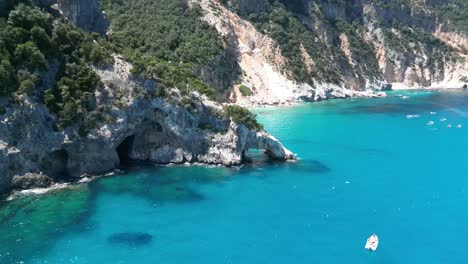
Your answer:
[1,90,468,264]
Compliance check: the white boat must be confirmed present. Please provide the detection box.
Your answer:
[365,233,379,251]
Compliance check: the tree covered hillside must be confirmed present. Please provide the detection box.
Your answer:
[0,1,262,132]
[0,4,114,131]
[100,0,234,99]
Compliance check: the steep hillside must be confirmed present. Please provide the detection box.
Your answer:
[193,0,467,105]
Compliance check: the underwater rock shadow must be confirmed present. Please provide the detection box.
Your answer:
[237,159,331,176]
[288,159,331,174]
[107,232,153,247]
[90,172,206,205]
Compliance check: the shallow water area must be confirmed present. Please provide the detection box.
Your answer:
[1,89,468,263]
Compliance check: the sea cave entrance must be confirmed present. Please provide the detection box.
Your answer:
[116,135,135,165]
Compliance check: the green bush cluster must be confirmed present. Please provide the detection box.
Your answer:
[223,105,263,131]
[100,0,223,99]
[239,85,253,96]
[45,63,103,129]
[0,4,111,97]
[130,55,216,99]
[0,4,112,132]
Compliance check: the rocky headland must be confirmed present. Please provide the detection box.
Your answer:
[1,0,467,195]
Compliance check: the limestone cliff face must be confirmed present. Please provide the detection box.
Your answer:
[26,0,109,35]
[0,57,294,194]
[57,0,108,35]
[193,0,467,105]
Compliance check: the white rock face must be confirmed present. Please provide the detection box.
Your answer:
[192,0,467,105]
[0,57,295,194]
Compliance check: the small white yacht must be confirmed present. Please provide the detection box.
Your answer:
[365,233,379,251]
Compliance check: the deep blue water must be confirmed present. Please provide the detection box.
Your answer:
[1,90,468,263]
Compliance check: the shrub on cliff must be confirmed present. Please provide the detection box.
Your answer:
[130,55,216,99]
[223,105,263,131]
[239,85,252,96]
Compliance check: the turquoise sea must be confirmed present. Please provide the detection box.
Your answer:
[1,90,468,264]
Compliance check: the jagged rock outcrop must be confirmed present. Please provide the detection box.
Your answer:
[11,173,54,189]
[0,57,295,194]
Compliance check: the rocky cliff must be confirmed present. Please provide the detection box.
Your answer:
[192,0,467,105]
[0,56,294,194]
[56,0,109,35]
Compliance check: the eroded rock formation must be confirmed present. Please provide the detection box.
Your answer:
[0,57,295,194]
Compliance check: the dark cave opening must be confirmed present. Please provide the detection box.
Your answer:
[45,149,69,179]
[117,135,135,165]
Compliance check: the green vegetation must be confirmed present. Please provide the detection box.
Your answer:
[0,4,112,132]
[428,0,468,34]
[223,105,263,131]
[100,0,223,98]
[129,55,215,99]
[0,106,6,115]
[239,85,253,96]
[242,1,346,84]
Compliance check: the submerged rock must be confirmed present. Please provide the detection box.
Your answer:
[107,232,153,246]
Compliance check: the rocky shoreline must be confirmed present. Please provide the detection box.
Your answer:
[0,57,296,196]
